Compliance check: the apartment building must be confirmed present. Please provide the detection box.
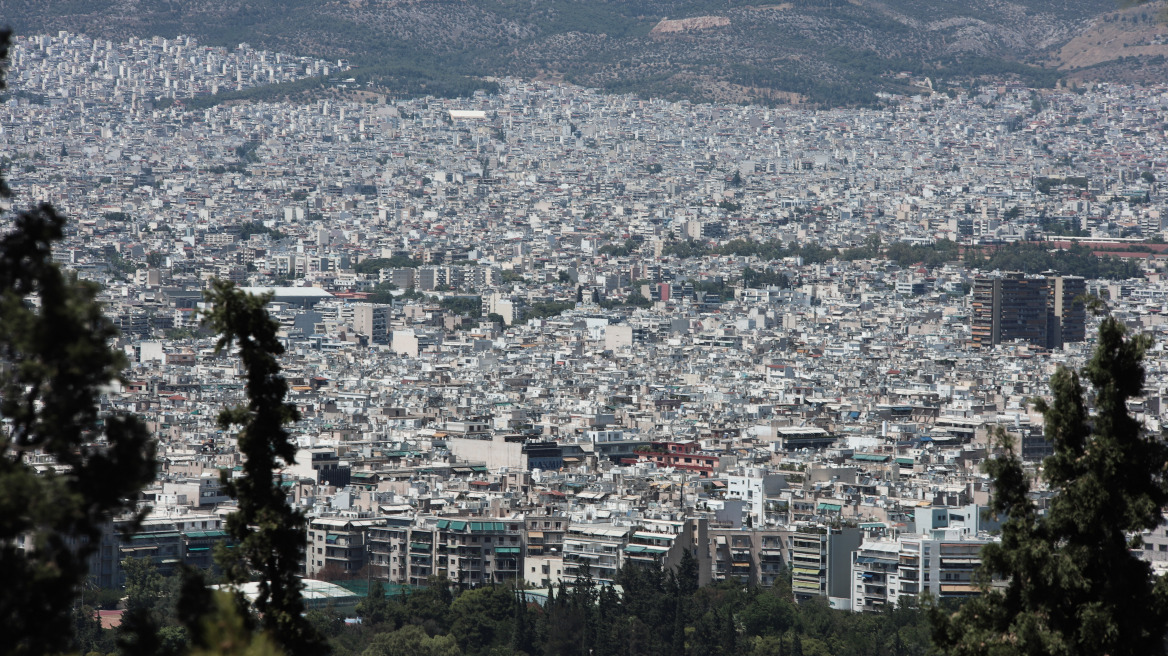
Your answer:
[790,526,862,608]
[850,532,990,611]
[708,527,789,587]
[562,524,630,585]
[353,303,390,343]
[971,273,1086,349]
[971,273,1050,348]
[306,517,382,579]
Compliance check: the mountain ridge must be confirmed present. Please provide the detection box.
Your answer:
[0,0,1159,105]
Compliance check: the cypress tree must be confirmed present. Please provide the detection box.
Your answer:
[932,317,1168,655]
[203,280,326,656]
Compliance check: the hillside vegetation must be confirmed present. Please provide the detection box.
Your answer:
[0,0,1145,106]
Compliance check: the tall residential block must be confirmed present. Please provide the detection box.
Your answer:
[971,273,1085,349]
[1048,275,1086,348]
[353,303,390,343]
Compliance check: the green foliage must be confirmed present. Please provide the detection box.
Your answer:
[662,239,712,259]
[1037,215,1085,237]
[964,242,1143,279]
[884,239,961,268]
[236,221,285,242]
[313,558,934,656]
[931,318,1168,655]
[743,266,790,289]
[1035,176,1090,195]
[235,141,262,164]
[104,245,141,276]
[0,203,157,655]
[117,557,188,656]
[598,238,639,257]
[520,301,574,323]
[361,624,460,656]
[440,296,483,317]
[366,282,400,305]
[202,280,326,656]
[187,591,285,656]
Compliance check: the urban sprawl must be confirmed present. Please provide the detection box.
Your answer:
[7,31,1168,613]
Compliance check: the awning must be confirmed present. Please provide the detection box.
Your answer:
[940,583,979,594]
[940,557,979,565]
[817,503,842,512]
[632,532,675,541]
[495,547,521,554]
[470,521,506,532]
[131,532,180,540]
[625,544,669,554]
[527,531,544,538]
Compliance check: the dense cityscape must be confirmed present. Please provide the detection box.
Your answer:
[5,26,1168,655]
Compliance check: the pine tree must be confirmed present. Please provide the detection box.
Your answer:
[931,317,1168,655]
[203,280,326,656]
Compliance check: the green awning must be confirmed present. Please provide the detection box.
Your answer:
[793,567,821,576]
[852,454,889,462]
[896,458,914,466]
[495,547,521,554]
[410,543,431,552]
[187,547,210,552]
[449,521,467,531]
[470,522,505,532]
[131,532,180,540]
[186,530,228,538]
[436,520,449,529]
[817,503,842,512]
